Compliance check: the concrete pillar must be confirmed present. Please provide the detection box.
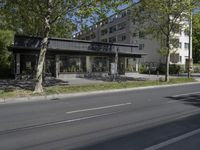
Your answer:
[106,57,109,72]
[86,56,92,73]
[16,53,20,75]
[136,58,139,72]
[55,55,60,78]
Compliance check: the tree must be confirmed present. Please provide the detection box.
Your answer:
[2,0,130,93]
[130,0,196,81]
[1,0,76,38]
[193,12,200,63]
[0,30,14,77]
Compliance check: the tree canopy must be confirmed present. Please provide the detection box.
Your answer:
[1,0,130,38]
[130,0,196,81]
[193,12,200,63]
[0,30,14,77]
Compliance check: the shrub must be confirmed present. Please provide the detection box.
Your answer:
[193,65,200,73]
[157,64,185,74]
[139,64,148,74]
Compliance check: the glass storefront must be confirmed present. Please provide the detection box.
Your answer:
[20,54,37,74]
[60,55,86,73]
[92,56,109,72]
[125,57,137,72]
[45,55,55,76]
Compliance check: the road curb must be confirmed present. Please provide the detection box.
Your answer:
[0,82,199,104]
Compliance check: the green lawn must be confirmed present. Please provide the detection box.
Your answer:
[0,77,196,99]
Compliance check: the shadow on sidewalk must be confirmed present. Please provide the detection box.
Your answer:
[0,78,69,91]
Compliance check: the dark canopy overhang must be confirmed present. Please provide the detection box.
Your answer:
[12,35,147,57]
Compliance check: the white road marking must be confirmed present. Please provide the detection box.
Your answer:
[1,112,115,134]
[166,101,178,103]
[66,102,132,114]
[144,128,200,150]
[171,92,200,98]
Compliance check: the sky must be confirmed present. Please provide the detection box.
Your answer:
[107,0,140,17]
[74,0,140,35]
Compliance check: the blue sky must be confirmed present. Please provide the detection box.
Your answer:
[74,0,140,34]
[107,0,140,17]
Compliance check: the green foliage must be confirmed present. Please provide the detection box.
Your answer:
[139,64,148,74]
[193,64,200,73]
[1,0,130,38]
[0,30,14,77]
[193,12,200,63]
[1,0,78,38]
[0,78,196,99]
[130,0,196,81]
[169,64,184,74]
[131,0,194,50]
[157,64,185,74]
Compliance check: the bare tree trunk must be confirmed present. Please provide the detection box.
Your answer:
[165,11,171,82]
[33,0,52,93]
[165,51,170,82]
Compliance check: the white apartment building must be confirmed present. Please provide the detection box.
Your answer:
[74,4,191,71]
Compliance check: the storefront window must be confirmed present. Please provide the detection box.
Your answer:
[20,54,37,74]
[92,57,109,72]
[60,55,86,73]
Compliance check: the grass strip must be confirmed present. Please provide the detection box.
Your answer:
[0,78,196,99]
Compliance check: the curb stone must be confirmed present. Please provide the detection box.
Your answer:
[0,82,199,104]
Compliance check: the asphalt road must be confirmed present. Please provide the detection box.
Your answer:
[0,83,200,150]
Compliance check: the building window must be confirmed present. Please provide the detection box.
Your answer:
[133,32,137,37]
[122,35,126,41]
[109,15,117,23]
[101,39,108,43]
[91,33,96,39]
[170,53,179,63]
[101,20,108,27]
[184,43,189,50]
[101,29,108,36]
[172,26,180,34]
[86,36,90,40]
[139,31,145,38]
[117,22,126,30]
[179,29,182,35]
[117,34,126,42]
[139,44,144,50]
[109,25,117,33]
[109,36,117,43]
[60,56,86,73]
[170,38,179,48]
[121,11,127,18]
[184,29,189,36]
[20,54,37,74]
[179,42,182,49]
[179,56,182,63]
[92,57,109,72]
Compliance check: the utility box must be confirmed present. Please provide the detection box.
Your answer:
[185,59,193,71]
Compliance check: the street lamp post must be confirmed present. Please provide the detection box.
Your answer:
[188,11,192,78]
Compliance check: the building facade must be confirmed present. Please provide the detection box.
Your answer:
[73,4,191,68]
[11,35,145,79]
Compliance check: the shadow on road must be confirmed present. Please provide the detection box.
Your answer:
[76,113,200,150]
[166,94,200,108]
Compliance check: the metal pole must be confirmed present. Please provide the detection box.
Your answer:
[114,47,119,80]
[188,11,192,78]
